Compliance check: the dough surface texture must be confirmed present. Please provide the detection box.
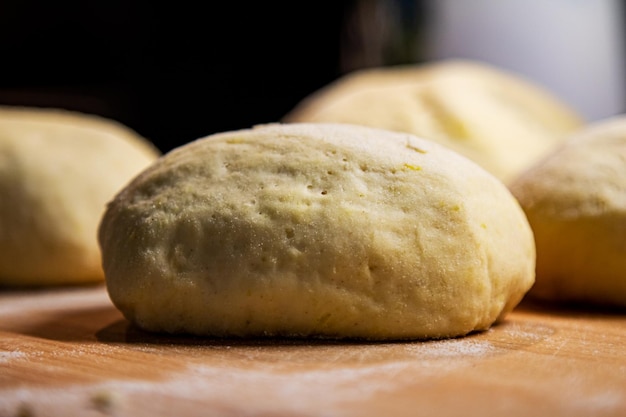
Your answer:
[510,116,626,307]
[0,106,160,286]
[99,123,535,340]
[283,59,584,184]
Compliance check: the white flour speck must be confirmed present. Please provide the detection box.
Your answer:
[0,351,26,363]
[404,338,495,358]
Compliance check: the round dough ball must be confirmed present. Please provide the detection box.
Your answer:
[510,116,626,307]
[99,123,535,340]
[283,59,584,184]
[0,106,160,286]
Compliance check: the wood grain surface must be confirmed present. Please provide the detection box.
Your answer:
[1,284,625,417]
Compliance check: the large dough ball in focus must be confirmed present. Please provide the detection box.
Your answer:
[0,106,160,286]
[283,59,584,184]
[99,122,535,340]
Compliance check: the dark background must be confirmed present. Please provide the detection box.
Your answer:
[2,1,625,153]
[0,2,364,152]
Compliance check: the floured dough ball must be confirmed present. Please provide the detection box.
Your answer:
[99,123,535,340]
[283,59,584,184]
[0,106,160,286]
[510,116,626,307]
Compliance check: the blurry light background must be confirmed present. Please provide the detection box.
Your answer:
[0,0,624,152]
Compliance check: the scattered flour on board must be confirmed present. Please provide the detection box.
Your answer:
[71,339,499,415]
[0,339,499,417]
[0,316,559,416]
[0,350,26,363]
[404,338,496,358]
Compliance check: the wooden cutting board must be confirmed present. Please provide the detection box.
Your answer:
[1,284,625,417]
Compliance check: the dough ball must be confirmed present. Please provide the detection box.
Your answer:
[283,59,584,184]
[0,106,160,286]
[510,116,626,308]
[99,123,535,340]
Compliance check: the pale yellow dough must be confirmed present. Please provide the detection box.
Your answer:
[283,59,584,184]
[0,106,160,286]
[99,123,535,340]
[510,116,626,307]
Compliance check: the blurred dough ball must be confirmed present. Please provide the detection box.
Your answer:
[0,106,160,286]
[99,123,535,340]
[510,116,626,307]
[283,59,584,184]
